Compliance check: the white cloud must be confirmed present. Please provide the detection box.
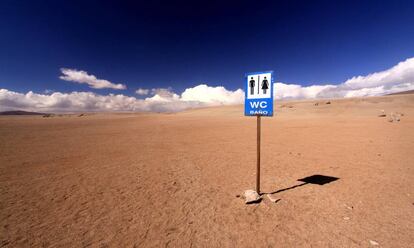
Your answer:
[150,87,176,98]
[181,84,244,105]
[1,57,413,113]
[135,88,150,95]
[0,84,242,113]
[145,88,180,103]
[44,89,54,94]
[275,57,414,99]
[59,68,126,90]
[273,83,335,100]
[136,87,181,99]
[343,58,414,90]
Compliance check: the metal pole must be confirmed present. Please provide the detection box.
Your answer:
[256,115,261,194]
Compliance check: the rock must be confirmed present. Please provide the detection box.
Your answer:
[378,110,386,117]
[343,216,350,220]
[244,190,261,204]
[369,240,379,246]
[388,112,401,122]
[314,102,319,106]
[392,113,400,122]
[325,101,331,104]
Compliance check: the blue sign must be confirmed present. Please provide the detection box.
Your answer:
[244,71,274,116]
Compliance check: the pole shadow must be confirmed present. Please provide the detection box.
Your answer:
[265,174,339,195]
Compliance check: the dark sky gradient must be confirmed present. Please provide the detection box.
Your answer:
[1,0,413,95]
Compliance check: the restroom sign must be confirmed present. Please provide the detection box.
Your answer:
[244,71,274,116]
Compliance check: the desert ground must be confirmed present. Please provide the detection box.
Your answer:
[1,94,413,247]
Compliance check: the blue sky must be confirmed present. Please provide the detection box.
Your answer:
[0,0,413,112]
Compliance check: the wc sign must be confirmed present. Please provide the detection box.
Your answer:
[244,71,274,116]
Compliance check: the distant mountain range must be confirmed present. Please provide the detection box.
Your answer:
[0,110,48,115]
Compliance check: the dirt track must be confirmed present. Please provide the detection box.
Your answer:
[1,95,413,247]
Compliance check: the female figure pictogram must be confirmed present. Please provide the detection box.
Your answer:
[261,76,269,94]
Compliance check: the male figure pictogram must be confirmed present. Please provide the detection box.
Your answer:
[249,77,255,95]
[261,76,269,94]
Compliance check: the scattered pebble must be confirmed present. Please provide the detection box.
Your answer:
[343,204,354,210]
[267,194,280,203]
[369,240,379,246]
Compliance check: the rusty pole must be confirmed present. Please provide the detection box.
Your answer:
[256,114,261,194]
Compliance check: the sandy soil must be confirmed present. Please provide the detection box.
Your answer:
[1,94,413,247]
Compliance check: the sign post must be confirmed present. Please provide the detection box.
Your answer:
[245,71,274,195]
[256,114,261,193]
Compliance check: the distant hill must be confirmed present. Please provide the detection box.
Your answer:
[0,110,48,115]
[387,90,414,96]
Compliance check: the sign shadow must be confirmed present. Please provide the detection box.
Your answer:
[265,174,339,195]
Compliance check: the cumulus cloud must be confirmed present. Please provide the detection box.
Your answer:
[1,57,413,112]
[275,57,414,100]
[273,83,335,100]
[44,89,54,94]
[181,84,244,105]
[136,87,180,98]
[0,84,243,113]
[145,88,181,103]
[59,68,126,90]
[135,88,150,95]
[150,87,176,98]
